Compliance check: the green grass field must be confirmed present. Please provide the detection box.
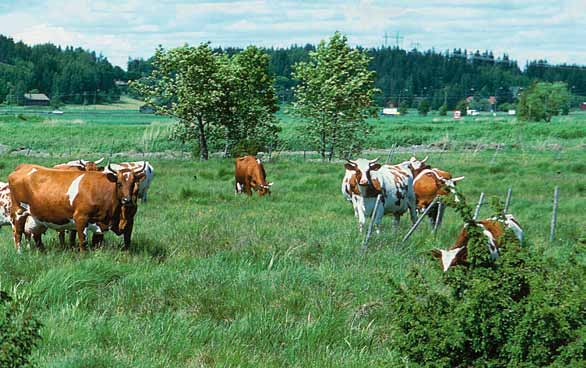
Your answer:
[0,107,585,366]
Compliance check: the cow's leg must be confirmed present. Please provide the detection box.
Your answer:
[68,231,77,247]
[92,233,105,247]
[141,191,147,203]
[32,233,45,252]
[74,215,89,252]
[356,201,366,232]
[408,200,418,225]
[374,205,385,235]
[235,181,243,195]
[58,231,66,247]
[12,211,27,254]
[123,220,134,249]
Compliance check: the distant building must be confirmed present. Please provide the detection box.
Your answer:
[382,107,400,116]
[23,93,50,106]
[580,102,586,111]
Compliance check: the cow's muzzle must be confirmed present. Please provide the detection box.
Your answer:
[121,197,133,206]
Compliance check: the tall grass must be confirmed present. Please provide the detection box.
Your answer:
[0,148,584,366]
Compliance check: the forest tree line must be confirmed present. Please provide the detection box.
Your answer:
[1,32,584,109]
[129,45,586,110]
[0,35,125,105]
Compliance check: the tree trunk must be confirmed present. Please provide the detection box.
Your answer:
[328,125,337,162]
[320,131,326,161]
[197,116,209,160]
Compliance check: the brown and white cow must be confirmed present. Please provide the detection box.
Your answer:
[8,163,145,252]
[413,168,465,226]
[53,158,105,172]
[343,157,420,232]
[235,156,273,196]
[431,214,524,271]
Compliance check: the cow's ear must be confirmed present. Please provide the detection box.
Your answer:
[369,163,382,171]
[134,171,146,182]
[105,172,118,183]
[344,163,356,171]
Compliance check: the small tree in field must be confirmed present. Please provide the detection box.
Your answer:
[293,32,378,161]
[132,44,224,160]
[438,104,448,116]
[418,99,430,116]
[132,44,279,159]
[517,82,570,122]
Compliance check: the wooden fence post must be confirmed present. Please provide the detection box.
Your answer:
[473,192,485,220]
[401,197,440,244]
[504,187,512,213]
[361,194,382,254]
[549,186,560,242]
[433,202,444,234]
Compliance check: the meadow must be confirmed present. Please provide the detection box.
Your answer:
[0,107,586,366]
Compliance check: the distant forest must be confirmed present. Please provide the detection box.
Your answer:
[129,45,586,109]
[0,35,125,105]
[2,33,585,109]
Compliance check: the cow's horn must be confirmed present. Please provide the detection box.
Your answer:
[267,182,273,187]
[106,164,116,174]
[451,176,465,182]
[134,161,146,174]
[421,156,429,163]
[369,157,380,164]
[346,159,357,166]
[94,157,104,165]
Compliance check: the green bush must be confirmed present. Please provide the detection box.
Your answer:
[0,290,42,368]
[382,196,586,367]
[438,104,448,116]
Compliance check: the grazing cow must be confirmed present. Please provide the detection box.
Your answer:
[8,163,145,252]
[53,158,105,172]
[343,157,419,232]
[431,215,524,272]
[110,161,154,202]
[413,168,465,225]
[235,156,273,196]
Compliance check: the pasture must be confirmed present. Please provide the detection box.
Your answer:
[1,124,585,366]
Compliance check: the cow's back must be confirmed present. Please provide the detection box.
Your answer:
[377,165,415,214]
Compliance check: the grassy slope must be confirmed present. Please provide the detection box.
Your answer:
[0,149,584,367]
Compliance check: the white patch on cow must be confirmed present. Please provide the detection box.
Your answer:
[256,158,261,164]
[236,182,243,193]
[66,174,85,206]
[123,172,130,180]
[27,168,37,176]
[440,247,464,272]
[478,223,499,258]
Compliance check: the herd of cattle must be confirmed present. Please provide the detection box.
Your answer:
[0,154,524,272]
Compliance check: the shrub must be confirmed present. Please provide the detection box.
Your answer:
[438,104,448,116]
[382,194,586,367]
[418,100,430,116]
[0,290,42,368]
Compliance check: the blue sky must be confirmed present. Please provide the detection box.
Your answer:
[0,0,584,69]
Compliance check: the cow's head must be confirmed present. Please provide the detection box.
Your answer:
[431,246,466,272]
[105,163,146,206]
[407,156,430,176]
[345,158,382,187]
[440,175,465,201]
[251,158,272,196]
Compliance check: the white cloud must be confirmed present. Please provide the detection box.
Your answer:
[0,0,583,68]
